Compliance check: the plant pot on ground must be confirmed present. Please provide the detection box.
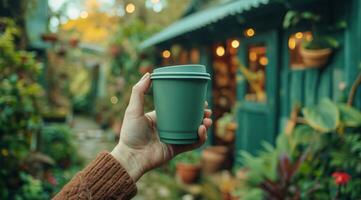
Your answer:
[175,151,201,184]
[202,146,229,174]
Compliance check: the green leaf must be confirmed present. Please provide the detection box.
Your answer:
[338,104,361,127]
[302,99,340,133]
[301,11,320,22]
[283,10,298,29]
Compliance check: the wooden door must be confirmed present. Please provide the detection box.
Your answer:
[235,30,279,157]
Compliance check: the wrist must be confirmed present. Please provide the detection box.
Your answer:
[111,143,144,182]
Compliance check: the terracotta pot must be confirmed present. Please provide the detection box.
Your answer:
[221,191,239,200]
[69,38,79,48]
[110,44,120,57]
[139,66,153,75]
[300,47,332,68]
[202,146,229,174]
[41,33,58,42]
[176,163,201,184]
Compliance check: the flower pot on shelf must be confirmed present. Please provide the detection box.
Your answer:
[176,163,201,184]
[202,146,229,174]
[300,47,332,68]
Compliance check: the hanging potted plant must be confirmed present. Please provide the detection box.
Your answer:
[283,11,342,68]
[300,35,338,68]
[175,151,201,184]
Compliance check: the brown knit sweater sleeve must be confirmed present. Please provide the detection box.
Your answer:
[52,152,137,200]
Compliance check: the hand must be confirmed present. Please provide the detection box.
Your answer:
[111,73,212,181]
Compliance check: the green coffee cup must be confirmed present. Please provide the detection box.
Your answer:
[151,65,211,144]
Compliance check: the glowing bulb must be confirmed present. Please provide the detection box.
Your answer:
[162,50,171,58]
[245,28,255,37]
[110,96,118,104]
[249,52,257,62]
[288,38,296,50]
[231,39,240,48]
[216,46,225,56]
[125,3,136,13]
[295,32,303,39]
[259,57,268,65]
[151,0,160,3]
[80,11,88,19]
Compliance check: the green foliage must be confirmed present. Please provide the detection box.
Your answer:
[236,98,361,199]
[283,11,320,29]
[0,18,82,199]
[14,173,49,200]
[302,36,339,50]
[282,10,341,50]
[0,17,46,199]
[41,125,82,167]
[238,143,279,185]
[97,19,158,123]
[174,151,201,164]
[338,104,361,127]
[302,99,339,133]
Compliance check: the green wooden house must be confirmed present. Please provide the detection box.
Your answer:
[140,0,361,162]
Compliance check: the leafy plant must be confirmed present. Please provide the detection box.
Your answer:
[14,173,49,200]
[0,18,83,199]
[0,17,46,199]
[235,98,361,199]
[41,125,82,168]
[302,99,339,133]
[174,151,201,164]
[283,10,341,49]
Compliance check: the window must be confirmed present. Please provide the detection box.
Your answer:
[288,31,312,68]
[243,44,267,102]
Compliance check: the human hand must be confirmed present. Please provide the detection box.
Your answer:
[111,73,212,181]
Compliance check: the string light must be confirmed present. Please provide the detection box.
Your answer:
[125,3,136,13]
[216,46,225,56]
[288,37,296,50]
[259,56,268,65]
[231,39,240,48]
[245,28,255,37]
[162,50,171,58]
[295,32,303,39]
[151,0,160,3]
[110,96,118,104]
[80,11,88,19]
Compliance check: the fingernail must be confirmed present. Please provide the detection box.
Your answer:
[141,72,150,81]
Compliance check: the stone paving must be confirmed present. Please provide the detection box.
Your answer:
[70,115,191,200]
[71,115,116,164]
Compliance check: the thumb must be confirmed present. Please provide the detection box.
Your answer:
[126,73,151,118]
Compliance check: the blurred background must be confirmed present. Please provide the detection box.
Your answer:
[1,0,361,199]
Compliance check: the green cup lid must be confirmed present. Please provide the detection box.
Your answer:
[151,75,210,80]
[151,65,210,80]
[153,64,207,74]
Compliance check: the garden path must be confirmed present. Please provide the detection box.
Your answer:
[70,116,184,200]
[71,115,116,164]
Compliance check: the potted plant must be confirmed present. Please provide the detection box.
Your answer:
[202,146,229,174]
[69,37,79,48]
[175,151,201,184]
[41,33,58,43]
[283,11,341,68]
